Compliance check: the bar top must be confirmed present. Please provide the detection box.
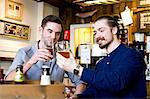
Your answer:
[0,80,65,99]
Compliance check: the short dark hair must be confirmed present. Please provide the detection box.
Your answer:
[41,15,63,40]
[95,16,120,37]
[41,15,63,28]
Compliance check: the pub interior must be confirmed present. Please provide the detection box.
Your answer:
[0,0,150,98]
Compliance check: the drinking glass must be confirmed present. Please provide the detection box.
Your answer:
[45,42,54,64]
[56,41,70,58]
[46,44,54,57]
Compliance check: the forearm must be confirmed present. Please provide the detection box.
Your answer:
[6,61,33,80]
[5,70,16,80]
[23,61,33,74]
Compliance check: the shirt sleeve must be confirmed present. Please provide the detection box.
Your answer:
[5,49,26,78]
[77,84,94,98]
[80,50,146,92]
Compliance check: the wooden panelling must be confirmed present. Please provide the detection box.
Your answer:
[0,57,13,61]
[59,1,150,43]
[147,81,150,98]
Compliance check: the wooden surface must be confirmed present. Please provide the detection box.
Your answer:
[0,57,13,61]
[0,80,65,99]
[147,80,150,98]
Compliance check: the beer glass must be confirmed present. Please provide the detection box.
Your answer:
[45,42,54,64]
[56,41,70,58]
[46,43,54,57]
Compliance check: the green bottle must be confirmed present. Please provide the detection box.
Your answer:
[14,66,24,84]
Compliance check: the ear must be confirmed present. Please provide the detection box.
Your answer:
[39,26,42,31]
[39,26,43,34]
[112,27,118,35]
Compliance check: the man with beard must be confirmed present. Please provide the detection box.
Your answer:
[56,16,147,98]
[5,15,85,95]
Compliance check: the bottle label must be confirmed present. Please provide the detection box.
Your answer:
[14,71,24,82]
[40,75,50,85]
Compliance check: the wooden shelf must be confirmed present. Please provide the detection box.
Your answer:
[0,57,13,61]
[133,7,150,13]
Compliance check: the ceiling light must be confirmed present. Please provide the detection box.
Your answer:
[73,0,121,6]
[121,6,133,26]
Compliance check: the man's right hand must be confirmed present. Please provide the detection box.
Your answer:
[28,49,53,65]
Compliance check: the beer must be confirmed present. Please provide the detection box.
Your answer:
[58,51,70,58]
[48,48,53,55]
[56,41,70,58]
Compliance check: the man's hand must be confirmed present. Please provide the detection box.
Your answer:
[28,49,53,65]
[56,52,77,73]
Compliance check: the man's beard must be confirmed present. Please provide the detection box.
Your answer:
[99,42,110,49]
[98,39,112,49]
[96,37,107,49]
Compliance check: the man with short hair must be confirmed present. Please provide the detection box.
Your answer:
[5,15,85,94]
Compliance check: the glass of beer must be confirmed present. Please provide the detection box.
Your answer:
[45,41,54,63]
[46,44,54,56]
[56,41,70,58]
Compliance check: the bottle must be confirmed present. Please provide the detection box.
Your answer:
[40,65,51,85]
[14,65,24,84]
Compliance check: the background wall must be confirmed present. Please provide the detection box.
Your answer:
[0,0,38,58]
[44,3,59,17]
[0,0,59,73]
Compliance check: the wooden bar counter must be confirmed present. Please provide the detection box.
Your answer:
[0,80,65,99]
[147,80,150,98]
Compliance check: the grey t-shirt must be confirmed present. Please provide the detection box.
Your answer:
[5,42,83,85]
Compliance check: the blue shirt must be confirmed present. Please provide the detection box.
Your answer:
[79,44,147,98]
[5,42,82,86]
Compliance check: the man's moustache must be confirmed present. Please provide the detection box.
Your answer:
[96,37,105,42]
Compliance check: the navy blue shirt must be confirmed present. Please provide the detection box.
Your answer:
[79,44,147,98]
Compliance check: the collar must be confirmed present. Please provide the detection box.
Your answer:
[33,40,40,52]
[107,43,124,57]
[37,40,40,49]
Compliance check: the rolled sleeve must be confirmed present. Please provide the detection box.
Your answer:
[5,49,25,78]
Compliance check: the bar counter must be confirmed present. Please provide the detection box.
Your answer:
[0,80,65,99]
[147,80,150,98]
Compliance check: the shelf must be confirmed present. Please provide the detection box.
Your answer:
[0,57,13,61]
